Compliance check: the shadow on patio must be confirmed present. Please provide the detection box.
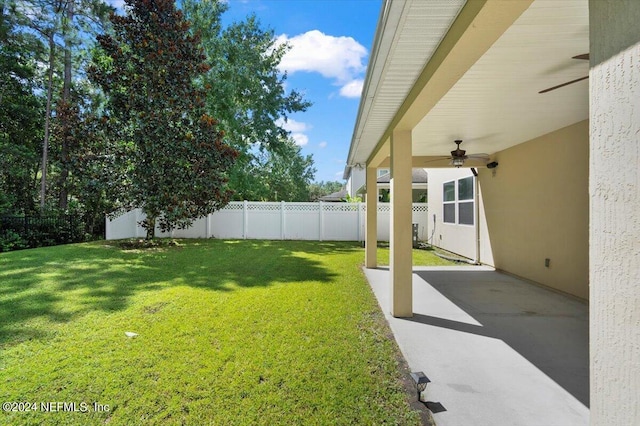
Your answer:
[365,266,589,426]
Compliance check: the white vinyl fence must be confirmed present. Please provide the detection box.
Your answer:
[106,201,429,242]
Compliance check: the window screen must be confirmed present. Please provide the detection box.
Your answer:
[444,203,455,224]
[458,201,474,225]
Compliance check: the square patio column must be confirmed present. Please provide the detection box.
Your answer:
[589,1,640,423]
[389,129,413,317]
[365,166,378,268]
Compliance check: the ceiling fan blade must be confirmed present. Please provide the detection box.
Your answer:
[573,53,589,60]
[539,75,588,94]
[467,153,490,160]
[422,156,451,164]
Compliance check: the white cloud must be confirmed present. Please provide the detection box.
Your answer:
[276,118,310,146]
[318,141,328,149]
[106,0,126,9]
[291,133,309,146]
[277,118,309,133]
[276,30,367,98]
[339,79,364,98]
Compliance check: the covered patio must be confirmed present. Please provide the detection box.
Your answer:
[346,0,640,423]
[366,266,589,425]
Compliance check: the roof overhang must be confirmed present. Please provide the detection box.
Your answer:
[347,0,589,168]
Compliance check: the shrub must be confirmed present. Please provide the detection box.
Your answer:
[0,230,28,252]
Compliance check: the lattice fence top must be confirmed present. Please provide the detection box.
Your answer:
[284,203,320,212]
[221,202,244,210]
[247,202,281,211]
[361,203,427,212]
[322,203,360,212]
[219,201,428,213]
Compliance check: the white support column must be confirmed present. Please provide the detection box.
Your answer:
[589,2,640,424]
[365,166,378,268]
[389,129,413,318]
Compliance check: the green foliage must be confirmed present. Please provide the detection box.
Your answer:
[0,230,27,252]
[379,188,390,202]
[88,0,238,238]
[50,101,121,236]
[0,240,421,424]
[0,4,45,214]
[308,180,345,201]
[230,137,316,201]
[0,213,87,252]
[182,0,314,201]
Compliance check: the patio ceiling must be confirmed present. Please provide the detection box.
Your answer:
[347,0,589,168]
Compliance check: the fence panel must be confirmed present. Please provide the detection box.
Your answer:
[322,203,360,241]
[246,202,282,239]
[1,214,84,251]
[283,203,320,240]
[210,202,244,239]
[171,217,208,239]
[105,202,429,242]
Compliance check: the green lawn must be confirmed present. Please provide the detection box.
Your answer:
[0,240,450,425]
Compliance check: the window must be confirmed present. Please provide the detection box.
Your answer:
[442,176,475,225]
[443,181,456,223]
[458,177,474,225]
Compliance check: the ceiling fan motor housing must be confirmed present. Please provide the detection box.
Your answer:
[451,140,466,158]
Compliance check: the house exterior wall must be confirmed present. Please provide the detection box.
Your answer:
[427,168,492,262]
[346,168,366,198]
[478,120,589,300]
[589,1,640,423]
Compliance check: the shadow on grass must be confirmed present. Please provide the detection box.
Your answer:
[0,239,360,347]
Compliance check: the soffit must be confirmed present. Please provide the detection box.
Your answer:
[348,0,589,167]
[347,0,467,167]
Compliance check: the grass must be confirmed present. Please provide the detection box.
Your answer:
[375,243,459,267]
[0,239,455,425]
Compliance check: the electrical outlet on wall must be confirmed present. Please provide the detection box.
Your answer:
[545,258,551,268]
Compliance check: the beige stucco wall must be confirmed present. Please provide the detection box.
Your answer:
[478,120,589,300]
[589,1,640,423]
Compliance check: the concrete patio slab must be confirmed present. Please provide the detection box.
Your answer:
[365,266,589,426]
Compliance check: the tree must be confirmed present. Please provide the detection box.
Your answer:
[9,0,113,211]
[88,0,238,239]
[181,0,313,200]
[0,3,45,214]
[229,137,315,202]
[308,181,344,202]
[55,0,113,210]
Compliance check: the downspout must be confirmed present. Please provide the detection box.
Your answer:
[471,168,480,265]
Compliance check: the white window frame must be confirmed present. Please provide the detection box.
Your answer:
[442,176,475,226]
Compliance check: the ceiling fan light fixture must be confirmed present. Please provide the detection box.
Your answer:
[452,158,465,168]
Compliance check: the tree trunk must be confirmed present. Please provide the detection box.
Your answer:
[58,0,74,210]
[40,32,55,211]
[146,216,156,240]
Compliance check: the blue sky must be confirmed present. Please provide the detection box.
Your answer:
[222,0,382,183]
[107,0,382,183]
